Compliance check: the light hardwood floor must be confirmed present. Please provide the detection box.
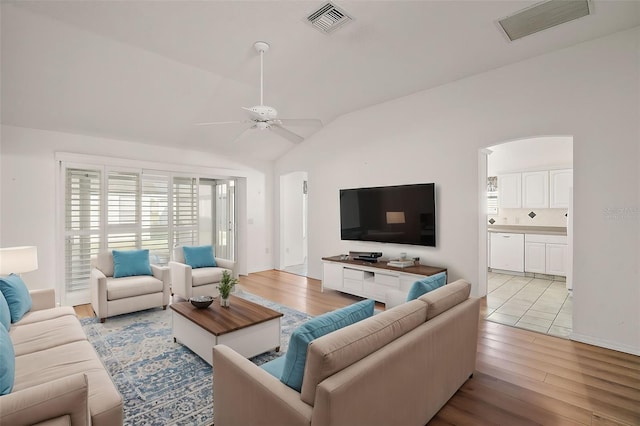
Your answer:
[75,270,640,425]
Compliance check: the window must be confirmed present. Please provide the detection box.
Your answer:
[61,163,235,305]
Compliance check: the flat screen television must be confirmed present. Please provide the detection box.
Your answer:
[339,183,436,247]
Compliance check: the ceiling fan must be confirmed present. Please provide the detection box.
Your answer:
[196,41,323,144]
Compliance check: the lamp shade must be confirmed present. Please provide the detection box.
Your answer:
[0,246,39,275]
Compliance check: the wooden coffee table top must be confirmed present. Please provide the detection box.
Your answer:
[170,295,283,336]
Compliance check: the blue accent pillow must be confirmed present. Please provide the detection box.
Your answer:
[0,291,10,331]
[112,249,152,278]
[406,272,447,301]
[0,274,32,323]
[260,355,286,379]
[183,245,217,269]
[0,326,15,395]
[280,299,375,392]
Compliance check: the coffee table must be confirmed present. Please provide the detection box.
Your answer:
[170,295,283,365]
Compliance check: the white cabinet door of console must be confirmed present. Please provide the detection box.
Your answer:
[498,173,522,209]
[322,262,343,290]
[524,242,546,274]
[522,171,549,208]
[546,243,568,276]
[549,169,573,208]
[490,232,524,272]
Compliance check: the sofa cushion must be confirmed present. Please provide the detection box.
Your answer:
[10,314,88,356]
[300,299,427,405]
[183,245,217,269]
[260,354,286,379]
[0,326,15,395]
[106,276,163,300]
[0,274,32,323]
[112,249,152,278]
[14,340,123,424]
[0,290,10,331]
[406,272,447,301]
[14,306,76,326]
[280,299,375,392]
[418,279,471,320]
[191,267,227,287]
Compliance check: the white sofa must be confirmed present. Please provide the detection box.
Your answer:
[90,251,170,322]
[169,246,236,300]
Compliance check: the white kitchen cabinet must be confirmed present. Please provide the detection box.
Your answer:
[498,173,522,209]
[549,169,573,208]
[524,234,568,276]
[524,241,546,274]
[522,171,549,208]
[546,243,568,276]
[490,232,524,272]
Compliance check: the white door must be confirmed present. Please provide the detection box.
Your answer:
[525,242,546,274]
[498,173,522,209]
[522,171,549,208]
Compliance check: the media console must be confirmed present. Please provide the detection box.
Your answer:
[321,255,447,304]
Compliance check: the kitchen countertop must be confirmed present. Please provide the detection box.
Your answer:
[487,225,567,236]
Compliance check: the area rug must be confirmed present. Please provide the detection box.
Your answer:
[81,293,312,426]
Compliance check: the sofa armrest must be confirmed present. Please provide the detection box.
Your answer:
[212,345,312,426]
[169,261,192,299]
[151,265,171,306]
[29,289,56,311]
[215,258,236,277]
[90,268,108,320]
[0,373,90,426]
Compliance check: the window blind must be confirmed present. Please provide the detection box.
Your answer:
[142,173,170,265]
[173,176,198,247]
[107,171,140,250]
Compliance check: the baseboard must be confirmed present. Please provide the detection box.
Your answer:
[570,332,640,356]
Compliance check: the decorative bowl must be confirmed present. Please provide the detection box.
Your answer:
[189,296,214,309]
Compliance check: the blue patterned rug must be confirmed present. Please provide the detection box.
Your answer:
[81,292,312,426]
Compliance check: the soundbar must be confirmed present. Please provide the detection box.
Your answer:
[349,251,383,262]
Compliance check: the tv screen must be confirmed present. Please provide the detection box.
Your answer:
[340,183,436,247]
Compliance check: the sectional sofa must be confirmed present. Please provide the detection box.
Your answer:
[213,279,480,426]
[0,289,123,425]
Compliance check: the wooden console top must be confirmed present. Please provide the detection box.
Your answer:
[322,255,447,277]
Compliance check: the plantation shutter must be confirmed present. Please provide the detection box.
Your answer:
[64,167,102,304]
[107,171,141,250]
[173,176,198,247]
[142,173,170,265]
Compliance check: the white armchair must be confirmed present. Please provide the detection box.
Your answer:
[90,251,170,322]
[169,246,236,301]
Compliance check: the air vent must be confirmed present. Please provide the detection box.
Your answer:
[306,2,353,34]
[498,0,592,41]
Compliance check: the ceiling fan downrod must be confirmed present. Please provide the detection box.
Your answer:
[254,41,270,107]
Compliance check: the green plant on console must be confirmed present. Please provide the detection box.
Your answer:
[218,270,238,300]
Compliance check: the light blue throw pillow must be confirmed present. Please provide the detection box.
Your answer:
[0,291,10,331]
[0,274,32,323]
[260,354,286,379]
[280,299,375,392]
[183,245,217,269]
[112,249,152,278]
[406,272,447,301]
[0,326,15,395]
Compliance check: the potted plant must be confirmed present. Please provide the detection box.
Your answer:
[218,270,238,307]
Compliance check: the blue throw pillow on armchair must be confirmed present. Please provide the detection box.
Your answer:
[112,249,152,278]
[406,272,447,301]
[0,326,15,395]
[0,290,11,331]
[280,299,375,392]
[183,245,217,269]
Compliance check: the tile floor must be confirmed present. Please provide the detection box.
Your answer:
[486,272,572,338]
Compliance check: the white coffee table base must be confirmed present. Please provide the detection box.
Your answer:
[172,311,281,365]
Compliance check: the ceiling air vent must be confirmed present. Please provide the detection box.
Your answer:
[498,0,592,41]
[306,2,353,34]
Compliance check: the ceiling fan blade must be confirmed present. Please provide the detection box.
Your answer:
[276,118,323,127]
[195,120,245,126]
[269,124,304,144]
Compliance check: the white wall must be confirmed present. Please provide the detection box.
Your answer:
[0,125,274,291]
[276,28,640,355]
[488,136,573,175]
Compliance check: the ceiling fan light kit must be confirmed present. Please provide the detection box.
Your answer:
[197,41,322,144]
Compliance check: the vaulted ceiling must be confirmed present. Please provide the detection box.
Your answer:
[2,1,639,161]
